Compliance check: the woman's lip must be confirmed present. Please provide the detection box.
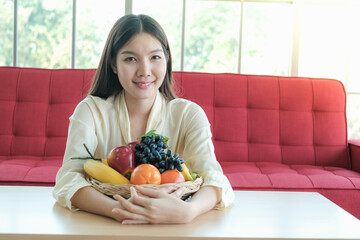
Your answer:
[134,81,154,89]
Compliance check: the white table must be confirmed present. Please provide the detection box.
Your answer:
[1,186,360,240]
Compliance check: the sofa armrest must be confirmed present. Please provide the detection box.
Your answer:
[349,139,360,173]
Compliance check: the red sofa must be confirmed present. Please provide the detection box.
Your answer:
[1,67,360,219]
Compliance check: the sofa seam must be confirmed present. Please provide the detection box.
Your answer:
[213,74,216,139]
[278,76,284,164]
[82,70,87,99]
[311,79,317,166]
[246,75,250,162]
[325,166,357,188]
[327,168,357,188]
[342,176,356,188]
[290,165,315,188]
[213,140,349,147]
[342,81,351,169]
[43,70,53,157]
[10,69,21,156]
[256,162,274,187]
[212,106,345,112]
[290,165,357,189]
[23,165,36,181]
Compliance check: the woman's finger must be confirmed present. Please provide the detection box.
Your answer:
[121,219,149,225]
[134,186,165,198]
[112,191,153,221]
[171,187,186,198]
[158,185,176,194]
[113,191,149,215]
[114,187,140,203]
[111,207,149,222]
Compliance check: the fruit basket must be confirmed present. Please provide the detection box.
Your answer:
[86,175,203,200]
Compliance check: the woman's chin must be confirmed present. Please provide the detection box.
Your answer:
[129,91,158,102]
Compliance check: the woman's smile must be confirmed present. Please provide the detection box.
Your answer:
[134,81,155,89]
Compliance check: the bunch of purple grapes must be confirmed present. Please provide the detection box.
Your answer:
[134,135,184,173]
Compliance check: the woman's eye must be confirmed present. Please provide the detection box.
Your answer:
[125,57,136,62]
[152,55,161,60]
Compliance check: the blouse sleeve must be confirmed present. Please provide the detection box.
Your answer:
[181,104,234,209]
[52,99,98,211]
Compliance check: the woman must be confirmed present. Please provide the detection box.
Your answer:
[53,14,234,224]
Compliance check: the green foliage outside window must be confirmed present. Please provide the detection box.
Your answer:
[0,0,14,66]
[16,0,72,68]
[184,1,240,73]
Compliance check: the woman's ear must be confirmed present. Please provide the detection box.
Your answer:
[111,64,117,74]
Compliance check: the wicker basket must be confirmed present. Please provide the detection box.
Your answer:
[86,175,203,200]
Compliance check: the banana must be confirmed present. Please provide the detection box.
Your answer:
[84,159,130,184]
[101,158,108,165]
[181,163,194,181]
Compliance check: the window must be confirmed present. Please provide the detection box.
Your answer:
[76,0,125,68]
[17,0,72,68]
[2,0,360,139]
[241,2,293,75]
[348,95,360,140]
[298,2,351,82]
[0,0,14,66]
[184,1,241,73]
[132,0,182,71]
[297,1,360,139]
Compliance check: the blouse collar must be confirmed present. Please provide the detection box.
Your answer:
[116,91,166,144]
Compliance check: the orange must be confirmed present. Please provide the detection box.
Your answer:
[130,164,161,185]
[161,170,185,184]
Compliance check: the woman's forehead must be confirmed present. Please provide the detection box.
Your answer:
[120,32,163,55]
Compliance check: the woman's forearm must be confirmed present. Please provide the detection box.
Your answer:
[71,185,221,224]
[187,186,221,220]
[71,186,120,219]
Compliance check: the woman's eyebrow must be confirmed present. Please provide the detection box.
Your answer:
[150,49,164,53]
[120,49,163,55]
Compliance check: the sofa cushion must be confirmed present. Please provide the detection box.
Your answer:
[0,156,63,185]
[222,162,360,189]
[221,161,360,219]
[222,162,360,190]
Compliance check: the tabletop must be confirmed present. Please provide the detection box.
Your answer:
[1,186,360,240]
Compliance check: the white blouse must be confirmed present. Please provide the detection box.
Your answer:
[53,91,234,211]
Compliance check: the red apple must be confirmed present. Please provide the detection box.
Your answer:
[107,146,135,179]
[127,140,140,153]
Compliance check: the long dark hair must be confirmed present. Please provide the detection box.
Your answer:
[89,14,176,100]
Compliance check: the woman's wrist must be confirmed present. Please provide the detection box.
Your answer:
[71,186,125,221]
[183,186,221,223]
[182,200,199,223]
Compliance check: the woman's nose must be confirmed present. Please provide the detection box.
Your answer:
[137,60,151,77]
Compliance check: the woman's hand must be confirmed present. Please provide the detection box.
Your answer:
[110,193,146,224]
[112,186,194,224]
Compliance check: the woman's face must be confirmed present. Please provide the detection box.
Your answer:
[114,32,167,104]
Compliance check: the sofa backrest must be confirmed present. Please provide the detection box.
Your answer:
[0,67,350,168]
[0,67,95,158]
[172,72,350,169]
